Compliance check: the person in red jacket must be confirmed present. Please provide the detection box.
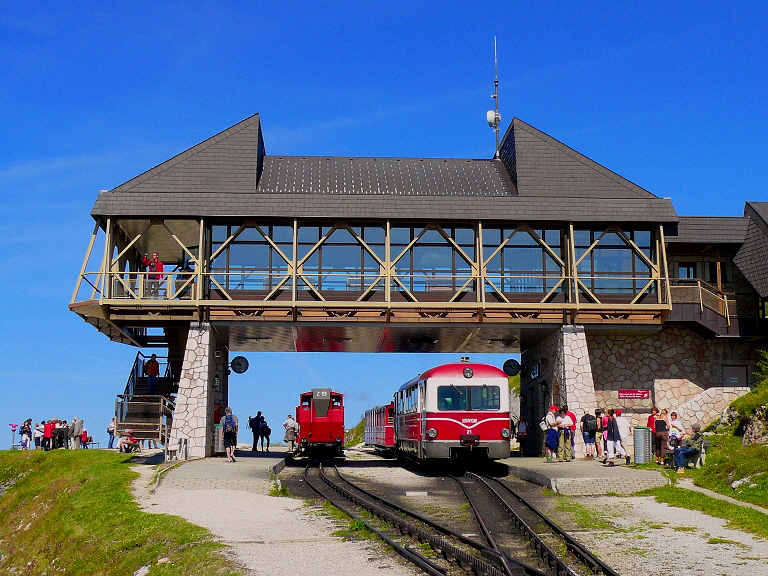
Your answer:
[141,251,165,297]
[42,419,54,451]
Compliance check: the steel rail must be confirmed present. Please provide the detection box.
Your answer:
[301,461,447,576]
[315,462,511,576]
[331,463,552,576]
[470,473,621,576]
[450,475,547,576]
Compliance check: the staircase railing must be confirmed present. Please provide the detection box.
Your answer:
[124,352,172,396]
[115,395,175,447]
[670,278,732,325]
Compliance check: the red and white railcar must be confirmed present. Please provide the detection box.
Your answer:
[296,388,345,456]
[393,359,511,461]
[364,403,395,454]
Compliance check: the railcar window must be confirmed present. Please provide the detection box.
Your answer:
[469,385,501,410]
[437,385,500,411]
[437,386,468,411]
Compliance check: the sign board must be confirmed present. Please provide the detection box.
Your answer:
[618,389,650,399]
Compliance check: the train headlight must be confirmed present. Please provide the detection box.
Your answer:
[426,428,438,439]
[501,428,511,439]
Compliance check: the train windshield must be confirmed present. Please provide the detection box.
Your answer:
[437,385,501,411]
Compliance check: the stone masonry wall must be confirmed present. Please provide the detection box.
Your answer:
[169,322,214,459]
[588,325,756,429]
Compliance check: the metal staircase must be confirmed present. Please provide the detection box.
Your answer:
[115,352,178,446]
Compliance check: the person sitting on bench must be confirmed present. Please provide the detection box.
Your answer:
[674,423,704,473]
[118,430,140,453]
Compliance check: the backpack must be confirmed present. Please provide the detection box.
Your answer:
[585,414,597,433]
[539,416,548,432]
[223,415,236,433]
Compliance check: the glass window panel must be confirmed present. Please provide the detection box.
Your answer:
[511,231,537,246]
[321,226,333,236]
[326,227,357,245]
[390,227,411,245]
[363,252,381,272]
[212,225,228,243]
[482,228,502,245]
[298,226,320,243]
[455,247,474,266]
[633,230,651,248]
[593,247,633,273]
[211,253,226,269]
[419,229,444,243]
[437,386,468,411]
[634,255,652,276]
[270,225,294,243]
[302,252,319,271]
[544,254,562,272]
[574,229,592,247]
[413,245,453,270]
[321,245,360,269]
[454,227,475,246]
[235,227,259,242]
[230,244,262,268]
[544,229,561,246]
[578,260,593,275]
[593,278,635,293]
[363,226,385,244]
[273,243,293,261]
[485,252,501,272]
[504,246,543,272]
[503,228,517,239]
[469,386,500,411]
[598,231,625,246]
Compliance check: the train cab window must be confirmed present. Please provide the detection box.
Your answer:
[470,386,501,410]
[437,386,468,411]
[438,385,500,411]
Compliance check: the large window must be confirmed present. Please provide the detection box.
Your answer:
[391,225,475,293]
[211,224,293,291]
[483,227,564,294]
[437,385,501,411]
[574,228,654,296]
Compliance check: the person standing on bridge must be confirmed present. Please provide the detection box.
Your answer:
[142,251,165,298]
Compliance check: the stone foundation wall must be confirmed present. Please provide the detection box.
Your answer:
[588,325,756,429]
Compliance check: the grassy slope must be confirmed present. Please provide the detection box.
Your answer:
[0,450,239,576]
[346,418,365,447]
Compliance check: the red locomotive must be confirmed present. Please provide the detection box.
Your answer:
[364,403,395,455]
[390,359,511,462]
[296,388,345,456]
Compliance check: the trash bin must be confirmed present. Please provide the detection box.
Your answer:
[213,424,224,454]
[633,426,652,463]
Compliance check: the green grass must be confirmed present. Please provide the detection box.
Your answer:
[637,484,768,539]
[553,496,613,530]
[683,434,768,509]
[0,450,239,575]
[345,418,365,448]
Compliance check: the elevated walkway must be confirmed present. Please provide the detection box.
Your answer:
[502,457,669,495]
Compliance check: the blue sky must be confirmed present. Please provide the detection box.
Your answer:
[1,2,766,446]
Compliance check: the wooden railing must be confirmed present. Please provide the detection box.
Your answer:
[670,279,733,324]
[115,395,174,446]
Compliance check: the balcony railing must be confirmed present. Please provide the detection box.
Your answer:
[670,278,733,324]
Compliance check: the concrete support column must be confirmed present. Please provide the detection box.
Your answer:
[169,322,219,459]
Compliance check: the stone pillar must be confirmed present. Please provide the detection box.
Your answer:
[169,322,220,459]
[521,325,597,457]
[561,326,597,458]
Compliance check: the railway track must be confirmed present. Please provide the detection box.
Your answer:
[301,459,620,576]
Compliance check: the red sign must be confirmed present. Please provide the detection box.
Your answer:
[618,389,650,399]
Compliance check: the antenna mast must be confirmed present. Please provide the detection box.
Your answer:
[486,37,502,157]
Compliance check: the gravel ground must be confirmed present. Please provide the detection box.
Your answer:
[561,495,768,576]
[131,453,417,576]
[132,450,768,576]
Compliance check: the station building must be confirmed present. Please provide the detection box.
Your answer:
[70,114,768,457]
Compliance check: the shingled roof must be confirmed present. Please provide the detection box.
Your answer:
[91,114,678,223]
[667,217,749,244]
[734,202,768,297]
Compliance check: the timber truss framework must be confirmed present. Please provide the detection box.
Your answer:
[70,217,672,341]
